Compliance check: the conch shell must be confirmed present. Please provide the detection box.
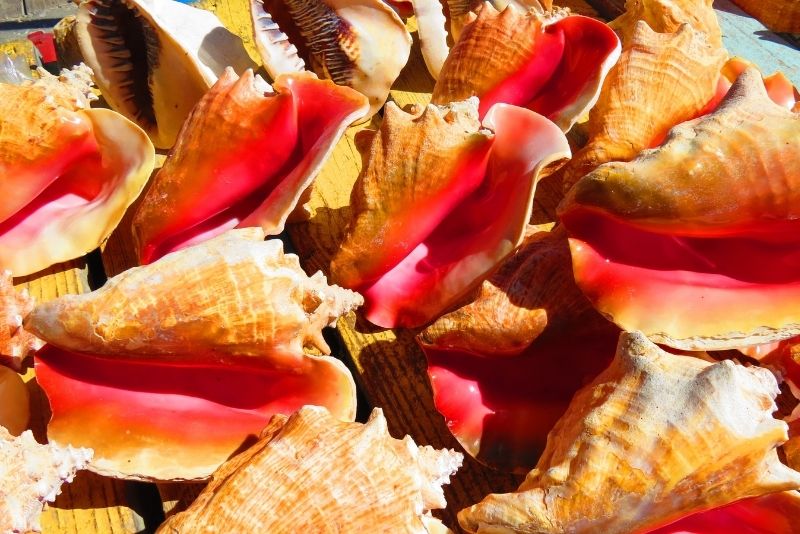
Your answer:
[0,271,43,370]
[76,0,255,148]
[27,229,360,481]
[431,4,620,132]
[330,98,570,328]
[419,226,620,472]
[0,67,154,277]
[730,0,800,34]
[131,67,368,264]
[411,0,551,79]
[559,69,800,351]
[0,427,92,534]
[157,406,463,533]
[458,331,800,533]
[609,0,722,47]
[250,0,411,119]
[560,21,727,191]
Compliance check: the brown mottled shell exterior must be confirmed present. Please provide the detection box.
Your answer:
[0,427,92,533]
[431,5,549,107]
[25,228,362,362]
[458,331,800,534]
[157,406,463,533]
[330,99,491,289]
[731,0,800,33]
[561,21,726,191]
[562,69,800,235]
[0,271,42,371]
[610,0,722,47]
[418,225,598,355]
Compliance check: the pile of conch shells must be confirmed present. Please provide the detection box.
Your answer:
[2,0,800,530]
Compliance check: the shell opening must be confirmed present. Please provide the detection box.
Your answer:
[256,0,355,85]
[84,0,158,128]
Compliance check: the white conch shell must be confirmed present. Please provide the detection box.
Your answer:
[76,0,255,148]
[459,331,800,533]
[0,427,92,533]
[250,0,411,119]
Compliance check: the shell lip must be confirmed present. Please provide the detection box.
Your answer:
[33,342,357,481]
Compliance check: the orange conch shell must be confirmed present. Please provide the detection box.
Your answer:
[0,427,92,533]
[0,271,42,370]
[609,0,722,46]
[560,21,726,191]
[27,228,362,365]
[250,0,411,119]
[0,366,29,436]
[431,4,621,132]
[731,0,800,33]
[559,69,800,351]
[0,66,155,277]
[28,229,359,481]
[76,0,255,148]
[458,331,800,534]
[157,406,463,533]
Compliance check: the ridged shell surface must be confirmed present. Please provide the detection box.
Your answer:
[158,406,463,533]
[610,0,722,47]
[458,332,800,533]
[731,0,800,33]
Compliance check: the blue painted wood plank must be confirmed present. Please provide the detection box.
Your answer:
[715,0,799,86]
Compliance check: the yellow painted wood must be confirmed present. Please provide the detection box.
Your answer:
[0,39,37,67]
[13,262,148,534]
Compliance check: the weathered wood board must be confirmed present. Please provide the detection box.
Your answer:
[2,0,799,531]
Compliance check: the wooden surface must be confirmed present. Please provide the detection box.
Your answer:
[3,0,799,532]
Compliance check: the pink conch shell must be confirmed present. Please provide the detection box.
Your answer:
[649,491,800,534]
[0,426,92,533]
[730,0,800,33]
[131,68,368,264]
[76,0,255,148]
[609,0,722,47]
[458,331,800,533]
[27,229,359,481]
[0,271,43,370]
[559,69,800,351]
[250,0,411,119]
[431,4,620,132]
[0,67,155,277]
[330,98,570,328]
[157,407,463,533]
[560,21,727,191]
[419,228,619,472]
[0,365,29,436]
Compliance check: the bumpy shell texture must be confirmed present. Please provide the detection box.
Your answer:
[131,67,368,264]
[458,332,800,534]
[251,0,411,119]
[0,427,92,534]
[431,4,620,132]
[0,271,42,370]
[610,0,722,47]
[0,67,155,277]
[560,21,726,192]
[76,0,255,148]
[28,229,359,481]
[158,406,463,533]
[330,98,570,328]
[559,69,800,351]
